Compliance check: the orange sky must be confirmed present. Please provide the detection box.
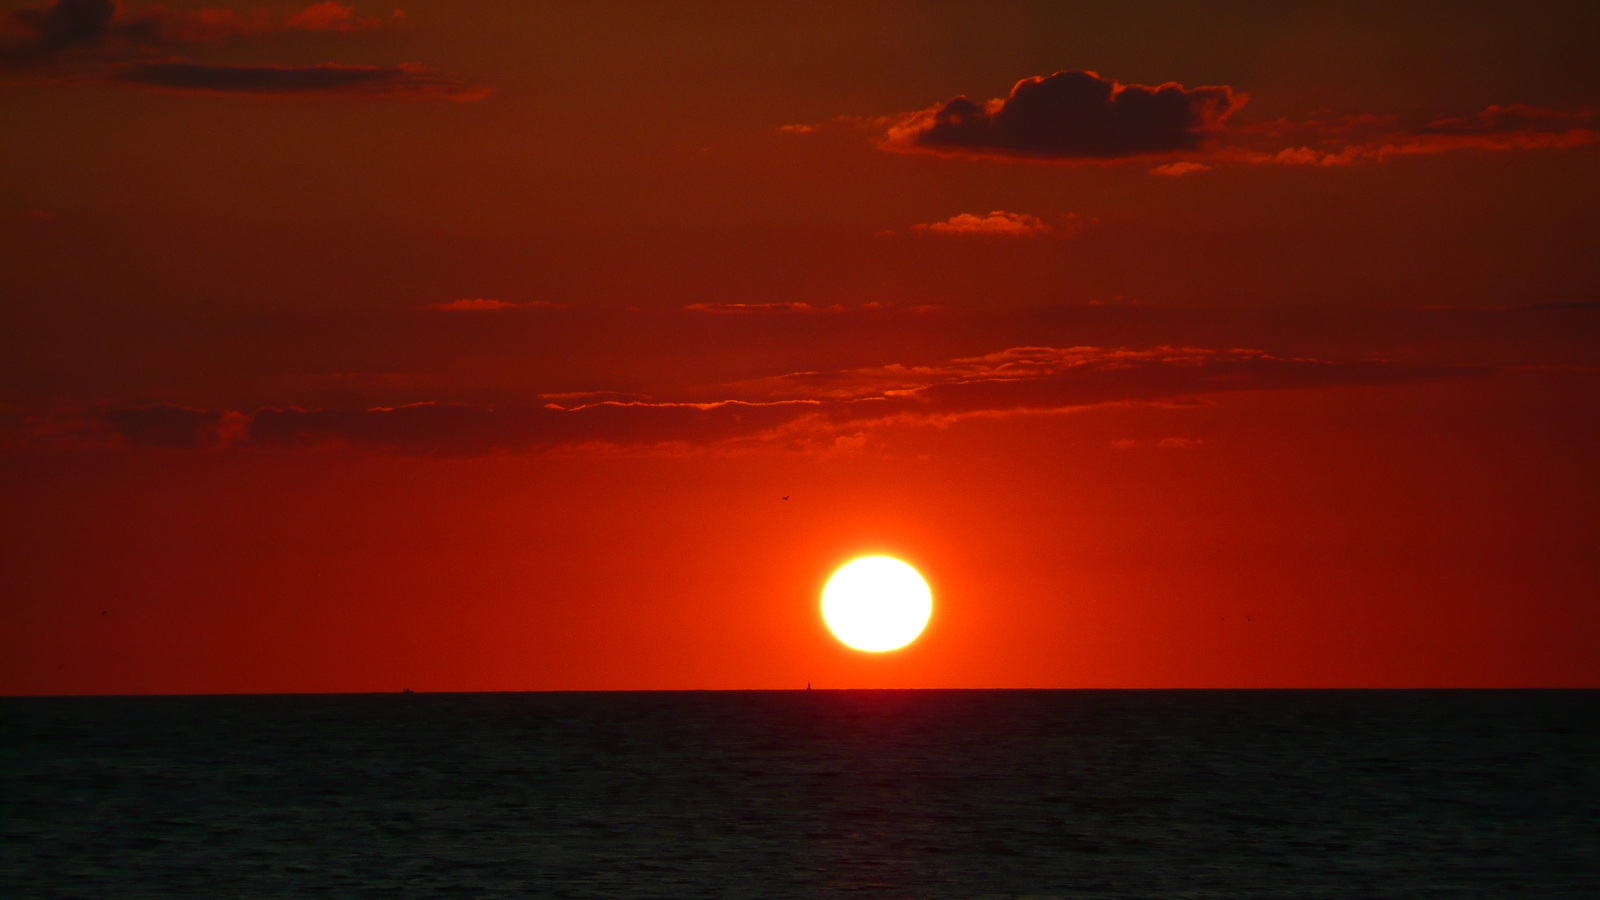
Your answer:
[3,0,1597,693]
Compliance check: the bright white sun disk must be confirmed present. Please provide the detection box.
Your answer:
[821,556,932,652]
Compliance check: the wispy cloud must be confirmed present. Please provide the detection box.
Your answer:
[1111,436,1203,450]
[1230,105,1600,166]
[682,302,843,314]
[427,299,564,311]
[115,61,487,100]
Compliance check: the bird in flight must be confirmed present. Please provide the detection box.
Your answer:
[782,495,789,500]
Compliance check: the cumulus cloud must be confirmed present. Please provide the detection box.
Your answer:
[7,346,1469,457]
[114,61,487,100]
[882,70,1244,162]
[910,210,1059,236]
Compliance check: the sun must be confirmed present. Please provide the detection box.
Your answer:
[821,556,932,652]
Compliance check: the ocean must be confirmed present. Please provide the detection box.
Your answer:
[3,690,1596,898]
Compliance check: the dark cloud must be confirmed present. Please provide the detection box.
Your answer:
[102,405,225,449]
[3,0,387,63]
[2,0,133,64]
[114,62,489,100]
[2,0,254,66]
[854,72,1593,170]
[26,347,1465,457]
[2,2,470,97]
[882,71,1244,161]
[16,0,114,49]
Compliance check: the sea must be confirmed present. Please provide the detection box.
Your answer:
[2,690,1597,899]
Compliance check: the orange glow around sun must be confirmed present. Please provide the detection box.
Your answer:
[821,557,933,652]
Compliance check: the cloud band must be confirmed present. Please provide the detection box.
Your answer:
[7,347,1469,457]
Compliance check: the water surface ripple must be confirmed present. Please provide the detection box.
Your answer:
[3,690,1597,898]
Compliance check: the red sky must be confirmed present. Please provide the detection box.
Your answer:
[3,0,1597,693]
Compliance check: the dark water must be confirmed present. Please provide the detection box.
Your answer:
[3,691,1597,899]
